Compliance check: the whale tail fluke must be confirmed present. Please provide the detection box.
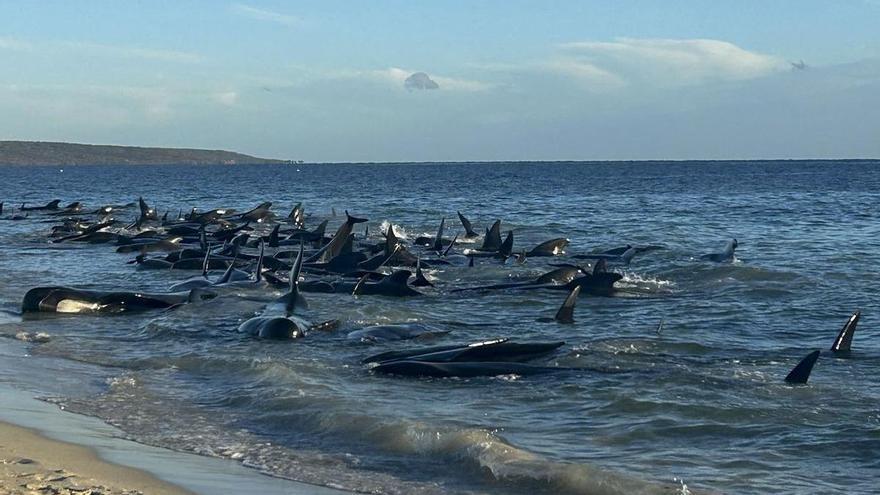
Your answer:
[345,210,368,225]
[831,311,860,354]
[785,350,821,384]
[555,286,581,324]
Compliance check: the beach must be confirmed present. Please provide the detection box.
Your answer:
[0,420,189,495]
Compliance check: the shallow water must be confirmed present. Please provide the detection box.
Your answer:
[1,161,878,494]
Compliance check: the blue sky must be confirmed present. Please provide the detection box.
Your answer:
[1,1,878,161]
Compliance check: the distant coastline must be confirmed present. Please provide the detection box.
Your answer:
[0,140,288,166]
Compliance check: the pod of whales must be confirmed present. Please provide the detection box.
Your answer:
[9,195,859,389]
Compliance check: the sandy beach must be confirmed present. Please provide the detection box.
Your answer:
[0,421,190,495]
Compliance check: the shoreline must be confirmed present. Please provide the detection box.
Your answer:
[0,420,191,495]
[0,359,351,495]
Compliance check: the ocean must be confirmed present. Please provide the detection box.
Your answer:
[1,160,878,494]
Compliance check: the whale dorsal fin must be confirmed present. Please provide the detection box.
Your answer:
[785,350,820,384]
[268,224,280,247]
[481,220,502,251]
[831,311,860,354]
[254,242,265,283]
[555,286,581,324]
[414,257,434,287]
[442,234,458,256]
[432,218,446,252]
[499,230,514,258]
[283,243,307,314]
[457,211,478,237]
[217,253,239,284]
[593,259,607,275]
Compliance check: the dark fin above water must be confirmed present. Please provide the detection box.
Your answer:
[554,286,581,324]
[412,257,434,287]
[831,311,860,354]
[593,258,607,275]
[283,243,306,314]
[468,255,475,267]
[442,234,458,257]
[480,220,502,251]
[499,230,514,258]
[457,211,479,238]
[200,245,211,278]
[432,218,446,252]
[785,350,821,384]
[345,210,368,224]
[268,224,280,248]
[255,242,265,283]
[352,273,369,296]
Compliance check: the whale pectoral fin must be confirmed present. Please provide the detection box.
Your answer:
[831,311,860,354]
[784,350,821,384]
[554,286,581,324]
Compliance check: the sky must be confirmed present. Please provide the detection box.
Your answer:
[1,1,879,162]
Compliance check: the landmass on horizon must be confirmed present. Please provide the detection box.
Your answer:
[0,140,290,166]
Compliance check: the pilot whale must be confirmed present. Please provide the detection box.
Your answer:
[22,286,192,314]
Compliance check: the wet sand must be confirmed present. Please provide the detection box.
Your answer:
[0,420,191,495]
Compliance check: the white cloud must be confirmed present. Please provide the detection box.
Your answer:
[230,3,300,27]
[554,38,785,88]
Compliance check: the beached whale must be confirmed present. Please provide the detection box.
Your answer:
[21,286,193,314]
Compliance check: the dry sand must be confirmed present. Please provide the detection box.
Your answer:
[0,420,191,495]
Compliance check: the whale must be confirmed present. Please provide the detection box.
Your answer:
[573,245,638,265]
[372,360,564,378]
[20,199,61,211]
[451,265,587,293]
[236,201,274,223]
[22,286,192,314]
[347,323,449,342]
[238,315,309,339]
[701,239,738,262]
[364,339,565,365]
[349,270,423,297]
[308,211,367,263]
[526,238,570,257]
